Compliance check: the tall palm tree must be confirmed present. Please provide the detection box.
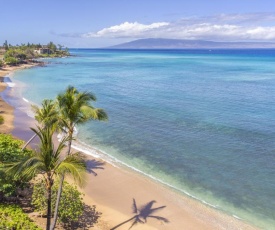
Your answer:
[22,99,58,150]
[51,86,108,229]
[7,126,86,230]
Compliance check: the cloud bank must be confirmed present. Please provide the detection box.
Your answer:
[58,13,275,41]
[83,22,169,38]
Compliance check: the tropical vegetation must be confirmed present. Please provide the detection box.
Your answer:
[0,115,4,124]
[6,126,87,230]
[0,40,70,67]
[0,60,4,67]
[0,204,42,229]
[52,86,108,229]
[32,180,84,225]
[0,134,32,199]
[1,86,108,229]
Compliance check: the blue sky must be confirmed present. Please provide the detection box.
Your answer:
[2,0,275,48]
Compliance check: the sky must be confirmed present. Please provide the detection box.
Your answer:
[1,0,275,48]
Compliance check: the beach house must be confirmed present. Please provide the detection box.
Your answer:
[34,46,52,55]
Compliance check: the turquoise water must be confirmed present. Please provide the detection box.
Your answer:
[12,49,275,229]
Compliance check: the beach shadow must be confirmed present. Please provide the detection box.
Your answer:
[86,159,105,176]
[111,198,169,230]
[63,204,102,229]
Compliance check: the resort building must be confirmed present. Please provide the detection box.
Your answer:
[34,46,52,55]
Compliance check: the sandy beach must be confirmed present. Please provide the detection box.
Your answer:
[14,122,260,230]
[0,63,42,133]
[1,66,260,230]
[0,70,14,133]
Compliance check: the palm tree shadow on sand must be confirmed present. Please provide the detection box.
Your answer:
[111,199,169,230]
[85,159,105,176]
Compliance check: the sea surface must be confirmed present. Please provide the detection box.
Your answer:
[10,49,275,229]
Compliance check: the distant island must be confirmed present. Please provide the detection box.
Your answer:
[109,38,275,49]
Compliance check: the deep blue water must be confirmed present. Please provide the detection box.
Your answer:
[12,49,275,229]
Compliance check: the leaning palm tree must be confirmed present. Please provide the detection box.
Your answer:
[56,86,108,155]
[22,99,58,150]
[51,86,108,229]
[7,126,86,230]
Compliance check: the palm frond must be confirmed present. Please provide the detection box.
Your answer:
[56,153,87,187]
[31,99,58,128]
[55,134,71,155]
[57,86,107,127]
[80,106,108,122]
[77,91,97,103]
[5,156,43,180]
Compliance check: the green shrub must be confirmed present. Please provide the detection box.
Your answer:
[0,115,4,124]
[4,56,18,65]
[32,180,84,224]
[0,204,42,229]
[0,134,33,197]
[0,60,3,67]
[0,134,32,164]
[58,181,84,223]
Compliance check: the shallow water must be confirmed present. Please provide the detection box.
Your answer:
[11,49,275,229]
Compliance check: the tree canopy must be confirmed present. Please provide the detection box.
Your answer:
[0,134,32,198]
[1,40,70,66]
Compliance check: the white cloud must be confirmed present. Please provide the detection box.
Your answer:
[246,27,275,39]
[56,13,275,42]
[83,22,170,38]
[172,23,275,41]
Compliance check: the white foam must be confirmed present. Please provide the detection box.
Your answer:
[6,82,15,87]
[202,200,217,208]
[23,97,29,103]
[58,132,223,212]
[18,98,35,118]
[69,138,218,207]
[26,111,35,118]
[233,215,241,220]
[71,143,100,159]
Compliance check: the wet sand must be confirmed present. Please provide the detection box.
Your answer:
[0,63,40,133]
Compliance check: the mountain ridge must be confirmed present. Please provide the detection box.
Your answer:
[108,38,275,49]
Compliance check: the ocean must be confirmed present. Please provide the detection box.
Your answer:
[9,49,275,229]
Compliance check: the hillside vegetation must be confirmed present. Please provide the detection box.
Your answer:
[0,41,70,66]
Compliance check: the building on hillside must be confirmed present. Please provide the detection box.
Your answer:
[34,46,52,55]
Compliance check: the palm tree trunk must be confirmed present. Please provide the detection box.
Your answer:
[50,175,64,230]
[50,137,72,230]
[46,185,52,230]
[21,133,37,150]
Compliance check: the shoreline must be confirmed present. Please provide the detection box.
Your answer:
[4,66,260,229]
[0,63,42,133]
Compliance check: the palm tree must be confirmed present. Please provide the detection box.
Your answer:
[22,99,58,150]
[51,86,108,229]
[7,126,86,230]
[56,86,108,155]
[32,99,58,127]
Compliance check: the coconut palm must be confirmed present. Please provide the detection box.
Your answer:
[51,86,108,229]
[56,86,108,155]
[7,126,86,230]
[22,99,58,150]
[32,99,58,127]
